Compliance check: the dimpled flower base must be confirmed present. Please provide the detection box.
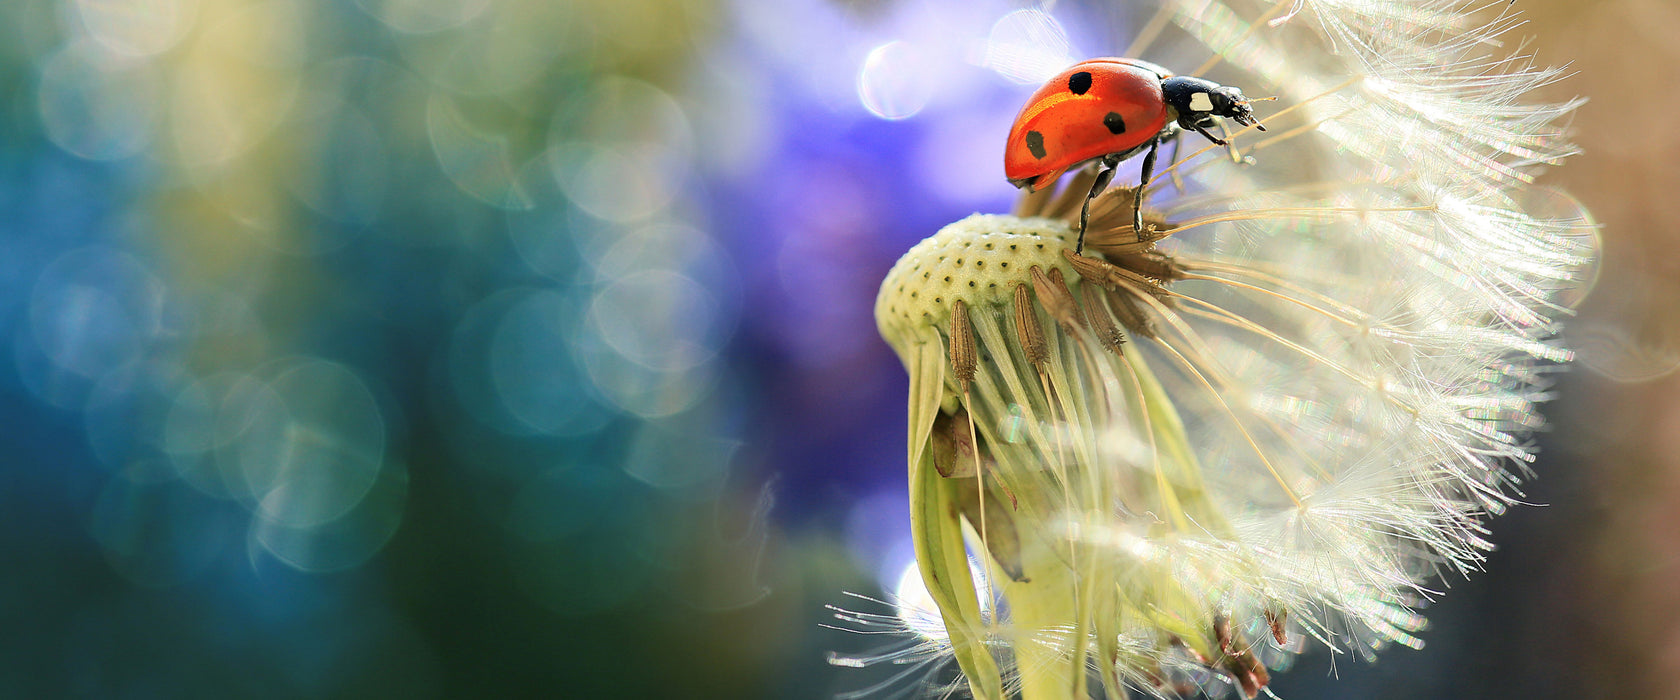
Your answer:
[876,214,1078,347]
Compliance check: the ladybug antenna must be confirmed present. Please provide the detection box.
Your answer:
[1237,96,1277,131]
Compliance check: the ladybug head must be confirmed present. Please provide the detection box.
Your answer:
[1162,76,1269,132]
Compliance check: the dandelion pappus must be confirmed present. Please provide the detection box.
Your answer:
[1003,58,1271,253]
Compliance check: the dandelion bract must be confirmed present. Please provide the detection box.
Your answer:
[859,0,1599,698]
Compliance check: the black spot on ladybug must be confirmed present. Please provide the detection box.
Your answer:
[1025,130,1046,159]
[1067,71,1093,95]
[1103,112,1127,134]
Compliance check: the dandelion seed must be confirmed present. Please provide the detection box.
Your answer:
[849,1,1598,699]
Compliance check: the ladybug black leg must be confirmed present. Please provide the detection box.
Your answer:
[1077,162,1117,255]
[1131,139,1161,237]
[1190,122,1227,147]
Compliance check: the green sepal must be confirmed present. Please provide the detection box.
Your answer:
[907,340,1003,700]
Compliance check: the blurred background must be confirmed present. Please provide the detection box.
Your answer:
[0,0,1674,697]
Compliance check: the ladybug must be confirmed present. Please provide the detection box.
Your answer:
[1004,58,1269,253]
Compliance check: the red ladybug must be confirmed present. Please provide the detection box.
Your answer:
[1005,58,1268,253]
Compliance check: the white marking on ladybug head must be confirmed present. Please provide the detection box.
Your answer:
[1188,92,1215,112]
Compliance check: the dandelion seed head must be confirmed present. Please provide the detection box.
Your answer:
[857,1,1597,698]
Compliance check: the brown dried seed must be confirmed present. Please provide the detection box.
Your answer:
[1226,647,1270,699]
[953,475,1029,582]
[1212,614,1271,699]
[1063,249,1167,296]
[1106,288,1157,339]
[930,407,990,479]
[1087,236,1156,256]
[1081,280,1125,355]
[1012,283,1048,367]
[1084,187,1133,227]
[949,299,977,393]
[928,411,961,478]
[1031,266,1084,333]
[1114,251,1186,281]
[1214,613,1236,656]
[1266,608,1289,645]
[1087,204,1166,240]
[1086,221,1171,255]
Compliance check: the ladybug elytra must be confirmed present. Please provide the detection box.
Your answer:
[1004,58,1269,253]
